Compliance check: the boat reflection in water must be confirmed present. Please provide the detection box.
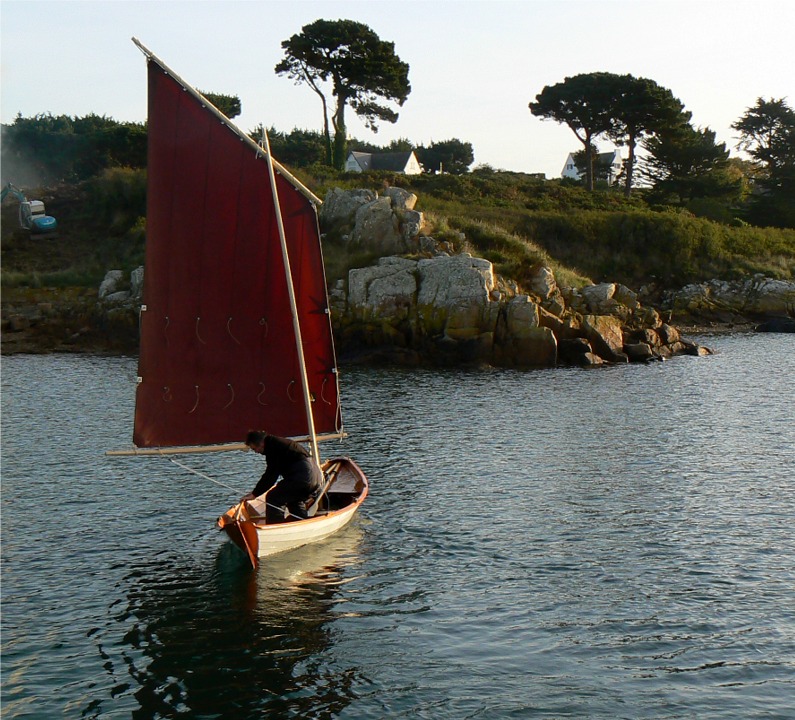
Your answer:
[111,523,366,718]
[244,521,366,619]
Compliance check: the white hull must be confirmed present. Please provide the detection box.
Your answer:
[255,501,361,557]
[218,456,368,566]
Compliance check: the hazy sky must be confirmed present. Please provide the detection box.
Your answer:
[1,0,792,178]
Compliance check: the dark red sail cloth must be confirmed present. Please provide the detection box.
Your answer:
[133,58,341,448]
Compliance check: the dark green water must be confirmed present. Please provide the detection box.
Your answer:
[2,334,794,718]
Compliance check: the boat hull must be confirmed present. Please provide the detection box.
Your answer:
[218,457,368,566]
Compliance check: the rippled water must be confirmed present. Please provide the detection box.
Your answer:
[2,335,794,718]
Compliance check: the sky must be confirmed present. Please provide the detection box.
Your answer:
[1,0,793,179]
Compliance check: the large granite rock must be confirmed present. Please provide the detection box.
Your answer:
[130,266,145,299]
[528,265,557,300]
[347,257,417,319]
[99,270,125,299]
[319,188,377,234]
[494,296,557,366]
[322,187,425,255]
[382,187,417,211]
[582,315,627,363]
[351,197,402,254]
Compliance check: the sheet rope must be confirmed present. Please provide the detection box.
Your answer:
[166,454,243,495]
[165,455,304,520]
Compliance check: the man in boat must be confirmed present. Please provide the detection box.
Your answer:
[242,431,323,521]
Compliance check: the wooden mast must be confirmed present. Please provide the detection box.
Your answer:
[261,129,320,467]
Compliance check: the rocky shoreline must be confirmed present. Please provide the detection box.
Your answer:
[1,274,781,363]
[3,187,793,361]
[320,188,792,366]
[3,268,787,362]
[3,259,783,366]
[331,254,710,367]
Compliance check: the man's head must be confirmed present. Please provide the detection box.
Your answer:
[245,430,267,454]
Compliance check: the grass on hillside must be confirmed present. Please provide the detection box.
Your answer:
[3,166,795,295]
[305,168,795,289]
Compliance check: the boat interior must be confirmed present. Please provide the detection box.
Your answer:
[245,458,366,524]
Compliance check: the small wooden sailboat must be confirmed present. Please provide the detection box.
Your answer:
[118,39,368,567]
[217,456,368,564]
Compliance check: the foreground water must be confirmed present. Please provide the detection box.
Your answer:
[2,333,794,718]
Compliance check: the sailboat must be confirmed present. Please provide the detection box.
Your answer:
[117,39,369,568]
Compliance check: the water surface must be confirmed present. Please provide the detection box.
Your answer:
[2,334,794,718]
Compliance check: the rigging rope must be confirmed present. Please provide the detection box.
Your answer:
[166,454,243,495]
[165,452,310,521]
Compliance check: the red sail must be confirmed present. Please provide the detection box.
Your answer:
[133,58,341,448]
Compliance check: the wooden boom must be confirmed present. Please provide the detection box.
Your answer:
[106,432,347,457]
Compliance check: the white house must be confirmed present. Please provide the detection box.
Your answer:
[345,151,422,175]
[561,150,623,185]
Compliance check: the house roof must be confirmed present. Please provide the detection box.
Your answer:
[597,151,621,163]
[566,150,621,163]
[350,151,416,171]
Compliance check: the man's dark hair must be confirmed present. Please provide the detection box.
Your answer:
[246,430,267,446]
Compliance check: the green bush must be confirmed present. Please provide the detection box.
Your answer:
[4,161,794,297]
[512,209,795,285]
[87,167,147,229]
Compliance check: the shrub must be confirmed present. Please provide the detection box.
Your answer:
[87,167,147,229]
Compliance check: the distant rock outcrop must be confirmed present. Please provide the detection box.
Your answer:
[665,276,795,326]
[754,316,795,333]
